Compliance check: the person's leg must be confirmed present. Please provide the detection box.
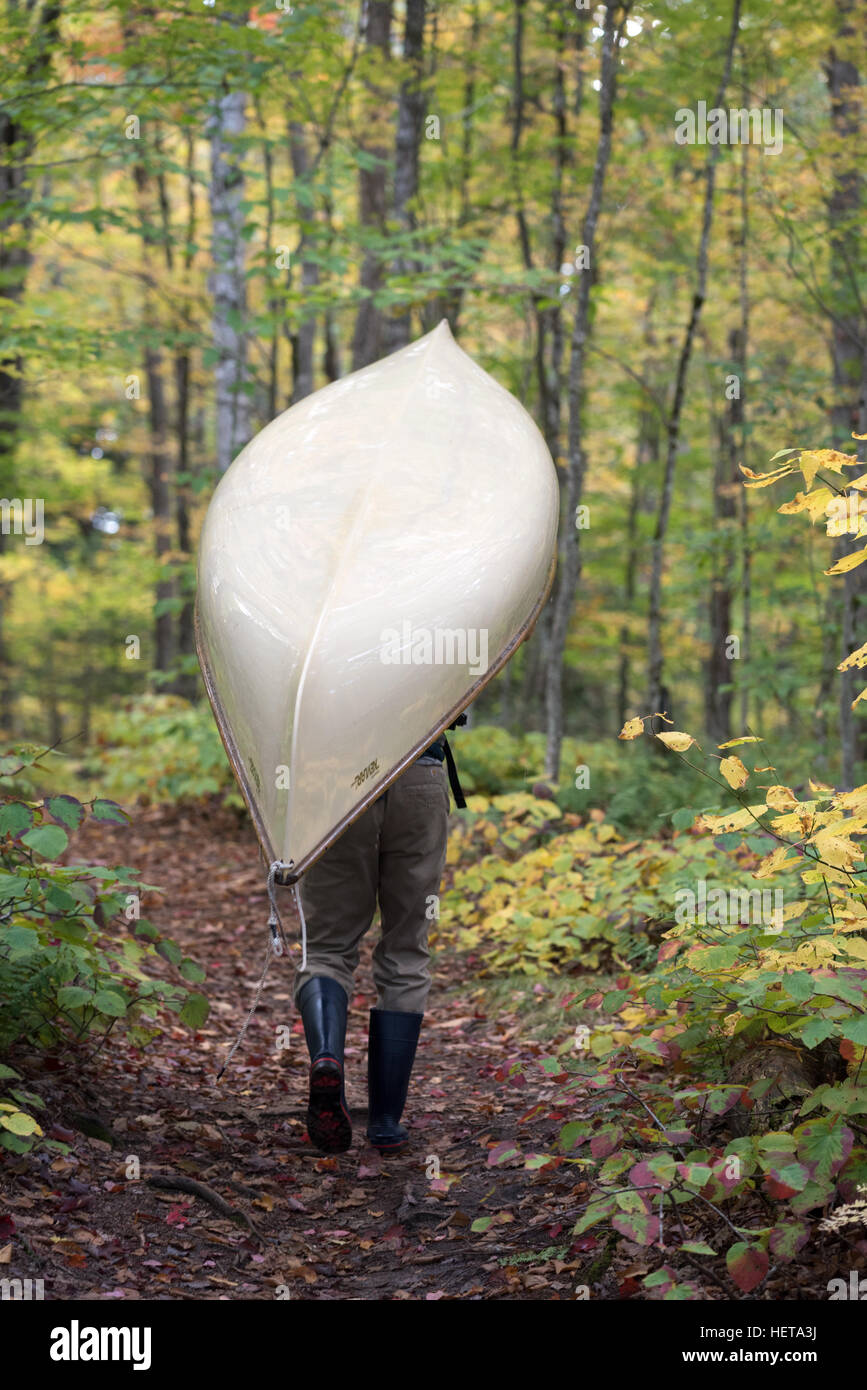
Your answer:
[294,801,382,1006]
[295,799,383,1152]
[367,761,450,1151]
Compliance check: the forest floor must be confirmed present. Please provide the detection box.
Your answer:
[0,802,834,1301]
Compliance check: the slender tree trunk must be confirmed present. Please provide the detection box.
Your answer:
[544,1,626,780]
[827,0,865,787]
[0,0,61,733]
[175,132,198,697]
[289,119,319,403]
[706,321,744,745]
[425,1,480,334]
[647,0,741,722]
[383,0,425,354]
[619,306,661,728]
[708,125,750,743]
[518,2,582,729]
[133,164,175,676]
[351,0,393,370]
[208,84,250,473]
[737,132,751,735]
[256,96,281,419]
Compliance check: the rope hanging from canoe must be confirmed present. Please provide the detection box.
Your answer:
[216,859,307,1083]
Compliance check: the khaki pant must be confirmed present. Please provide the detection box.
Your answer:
[294,760,450,1013]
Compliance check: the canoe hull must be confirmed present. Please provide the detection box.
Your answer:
[196,321,559,877]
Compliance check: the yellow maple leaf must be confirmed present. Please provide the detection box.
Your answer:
[719,755,749,789]
[799,447,859,487]
[778,487,834,521]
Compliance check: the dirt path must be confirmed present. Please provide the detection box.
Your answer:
[3,803,596,1302]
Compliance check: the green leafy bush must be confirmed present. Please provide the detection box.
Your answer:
[77,693,240,807]
[0,743,209,1155]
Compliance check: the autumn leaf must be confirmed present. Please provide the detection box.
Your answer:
[754,846,799,878]
[765,785,798,811]
[717,736,762,748]
[726,1241,768,1293]
[740,461,798,488]
[656,732,698,753]
[618,716,645,741]
[839,642,867,672]
[719,755,749,789]
[778,487,833,521]
[799,447,858,486]
[825,545,867,576]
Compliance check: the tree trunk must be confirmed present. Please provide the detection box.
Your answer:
[827,0,865,788]
[706,322,744,744]
[133,164,175,676]
[383,0,425,354]
[619,307,661,729]
[289,119,319,403]
[0,0,61,734]
[175,132,198,697]
[208,85,250,473]
[351,0,393,370]
[737,134,752,735]
[544,1,625,781]
[647,0,741,722]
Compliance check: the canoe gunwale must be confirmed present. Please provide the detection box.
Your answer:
[194,545,556,886]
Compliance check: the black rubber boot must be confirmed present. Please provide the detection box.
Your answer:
[297,976,352,1154]
[366,1008,424,1153]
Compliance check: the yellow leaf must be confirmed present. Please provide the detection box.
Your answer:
[717,736,762,748]
[740,461,797,488]
[754,846,798,879]
[839,642,867,672]
[719,755,749,789]
[778,487,833,521]
[618,716,645,741]
[825,545,867,576]
[809,824,863,872]
[697,805,764,833]
[765,785,798,811]
[840,937,867,962]
[799,447,858,487]
[656,732,698,752]
[853,686,867,710]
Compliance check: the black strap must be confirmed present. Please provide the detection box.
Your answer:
[442,735,466,809]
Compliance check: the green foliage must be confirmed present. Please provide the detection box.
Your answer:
[441,724,867,1295]
[78,694,240,807]
[454,725,724,835]
[0,743,210,1154]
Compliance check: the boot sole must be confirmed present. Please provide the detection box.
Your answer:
[307,1057,352,1154]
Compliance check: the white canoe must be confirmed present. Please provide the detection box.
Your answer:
[195,320,559,880]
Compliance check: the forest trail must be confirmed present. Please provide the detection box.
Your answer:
[5,803,602,1302]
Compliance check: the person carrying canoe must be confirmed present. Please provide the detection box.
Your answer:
[293,720,466,1155]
